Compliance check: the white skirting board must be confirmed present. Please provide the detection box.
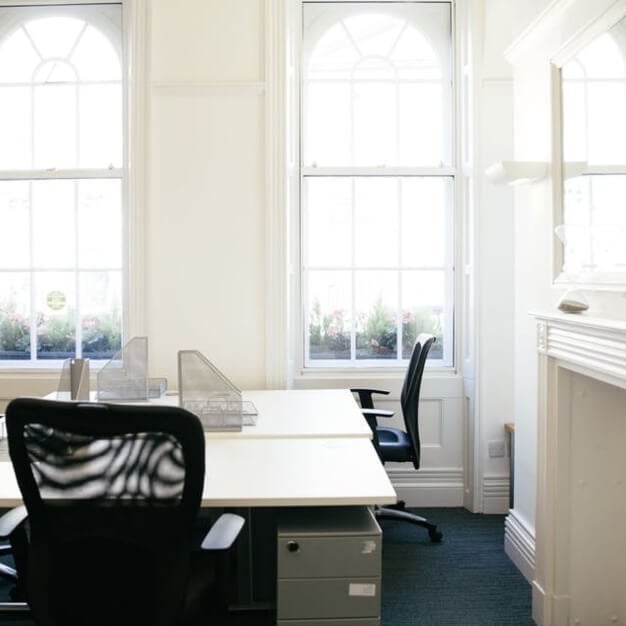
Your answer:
[482,474,510,514]
[504,509,535,583]
[388,469,511,513]
[388,468,464,507]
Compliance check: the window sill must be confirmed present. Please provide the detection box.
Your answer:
[292,367,464,399]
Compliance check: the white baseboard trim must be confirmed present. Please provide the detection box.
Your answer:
[504,509,535,583]
[387,468,464,507]
[482,474,510,514]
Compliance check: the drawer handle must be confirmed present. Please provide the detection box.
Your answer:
[286,540,300,553]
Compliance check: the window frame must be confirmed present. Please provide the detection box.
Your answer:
[298,0,459,372]
[0,0,147,371]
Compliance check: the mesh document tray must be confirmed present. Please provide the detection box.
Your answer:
[178,350,257,432]
[97,337,149,401]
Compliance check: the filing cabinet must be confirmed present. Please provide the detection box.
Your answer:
[277,506,382,626]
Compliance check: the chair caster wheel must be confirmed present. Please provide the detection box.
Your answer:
[429,530,443,542]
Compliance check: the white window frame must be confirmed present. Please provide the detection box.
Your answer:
[0,0,148,371]
[298,0,458,371]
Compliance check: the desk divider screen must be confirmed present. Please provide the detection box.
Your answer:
[177,350,257,432]
[57,358,90,401]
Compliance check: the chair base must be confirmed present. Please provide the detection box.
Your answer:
[375,503,443,542]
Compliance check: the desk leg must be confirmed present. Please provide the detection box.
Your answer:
[231,507,277,610]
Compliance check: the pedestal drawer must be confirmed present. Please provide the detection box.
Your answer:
[277,577,380,620]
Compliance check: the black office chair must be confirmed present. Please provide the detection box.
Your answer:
[1,397,245,626]
[352,333,442,542]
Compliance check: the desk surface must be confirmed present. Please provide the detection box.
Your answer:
[46,388,373,440]
[0,437,396,508]
[203,437,396,506]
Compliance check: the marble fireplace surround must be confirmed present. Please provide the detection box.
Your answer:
[532,312,626,625]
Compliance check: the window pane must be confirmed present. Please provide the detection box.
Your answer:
[401,270,445,359]
[354,178,398,267]
[79,84,123,167]
[305,178,352,267]
[33,84,77,168]
[563,175,626,272]
[78,179,122,269]
[303,82,351,165]
[399,83,447,165]
[35,272,76,359]
[71,24,121,81]
[307,270,351,361]
[0,87,31,169]
[587,83,626,164]
[0,25,39,82]
[355,270,397,359]
[80,271,122,358]
[32,181,76,269]
[401,178,451,267]
[26,17,85,58]
[353,80,396,166]
[0,273,31,359]
[0,182,30,268]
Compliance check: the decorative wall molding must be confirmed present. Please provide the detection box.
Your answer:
[504,509,536,583]
[151,81,265,96]
[264,0,289,388]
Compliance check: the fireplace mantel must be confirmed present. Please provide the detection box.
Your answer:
[533,312,626,390]
[532,311,626,626]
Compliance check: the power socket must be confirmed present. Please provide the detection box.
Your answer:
[488,440,506,458]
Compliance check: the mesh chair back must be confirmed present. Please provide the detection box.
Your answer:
[6,398,205,626]
[400,333,435,470]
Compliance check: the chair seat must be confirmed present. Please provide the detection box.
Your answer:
[377,426,413,463]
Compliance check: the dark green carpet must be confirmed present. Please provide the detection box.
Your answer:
[380,507,533,626]
[0,508,533,625]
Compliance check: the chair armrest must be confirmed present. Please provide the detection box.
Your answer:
[350,387,390,409]
[200,513,245,551]
[361,408,394,419]
[0,506,27,540]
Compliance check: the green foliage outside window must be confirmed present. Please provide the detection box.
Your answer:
[309,297,443,359]
[0,301,121,358]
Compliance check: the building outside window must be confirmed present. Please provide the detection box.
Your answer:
[0,2,124,363]
[301,1,455,368]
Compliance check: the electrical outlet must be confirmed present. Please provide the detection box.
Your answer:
[488,440,506,458]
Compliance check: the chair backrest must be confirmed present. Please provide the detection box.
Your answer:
[5,397,205,626]
[400,333,435,470]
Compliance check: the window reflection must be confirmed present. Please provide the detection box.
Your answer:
[561,16,626,277]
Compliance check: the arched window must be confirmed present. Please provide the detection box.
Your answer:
[301,2,454,367]
[0,3,124,362]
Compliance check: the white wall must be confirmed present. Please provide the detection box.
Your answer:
[473,0,554,515]
[147,0,267,389]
